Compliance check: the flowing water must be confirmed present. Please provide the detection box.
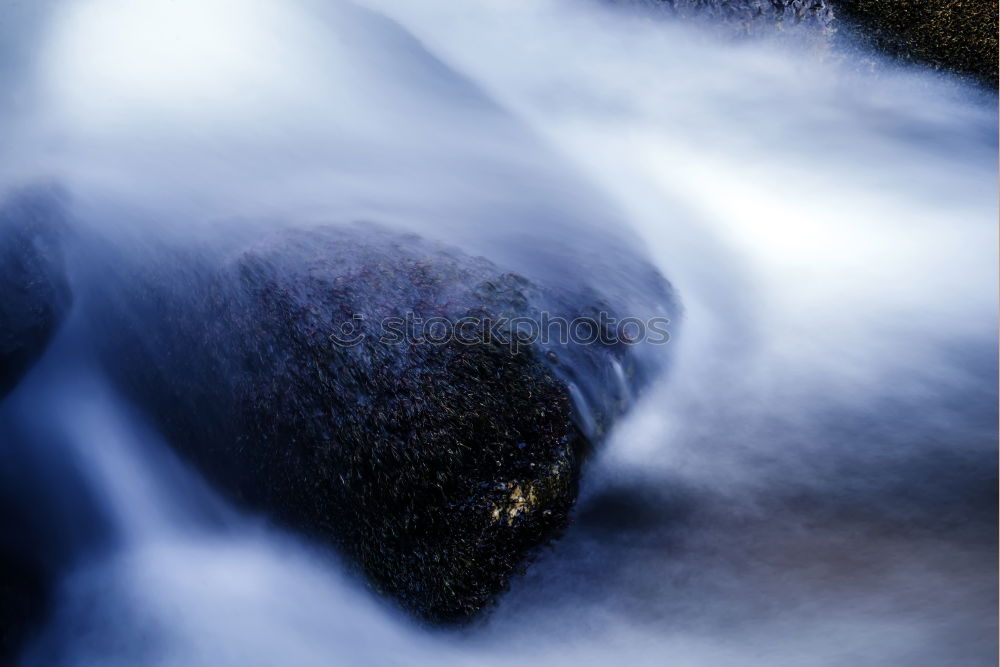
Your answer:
[0,0,996,664]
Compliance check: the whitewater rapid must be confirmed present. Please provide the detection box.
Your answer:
[0,0,995,665]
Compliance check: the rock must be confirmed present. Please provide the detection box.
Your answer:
[0,203,64,654]
[621,0,836,37]
[631,0,998,85]
[830,0,999,85]
[96,223,677,621]
[0,186,72,398]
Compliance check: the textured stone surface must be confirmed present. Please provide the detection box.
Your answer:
[627,0,997,84]
[0,186,72,398]
[624,0,836,36]
[98,224,676,621]
[832,0,998,85]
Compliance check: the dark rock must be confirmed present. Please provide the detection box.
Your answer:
[0,186,72,398]
[621,0,997,85]
[830,0,998,86]
[97,223,677,621]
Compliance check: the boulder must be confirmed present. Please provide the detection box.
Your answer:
[96,223,677,621]
[830,0,998,85]
[0,186,72,398]
[624,0,997,85]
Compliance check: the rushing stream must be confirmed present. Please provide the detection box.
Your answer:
[0,0,996,665]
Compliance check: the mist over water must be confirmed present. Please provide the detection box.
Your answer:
[0,0,996,664]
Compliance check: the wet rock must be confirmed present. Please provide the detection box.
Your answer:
[830,0,998,86]
[622,0,836,37]
[0,186,72,398]
[98,223,677,621]
[631,0,998,85]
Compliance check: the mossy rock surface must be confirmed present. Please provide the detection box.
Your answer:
[99,224,676,621]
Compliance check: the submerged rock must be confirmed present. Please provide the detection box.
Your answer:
[621,0,836,37]
[830,0,999,85]
[98,223,676,621]
[0,186,72,398]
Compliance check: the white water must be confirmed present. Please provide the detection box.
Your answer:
[0,0,996,665]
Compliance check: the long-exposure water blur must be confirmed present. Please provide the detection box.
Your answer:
[0,1,996,665]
